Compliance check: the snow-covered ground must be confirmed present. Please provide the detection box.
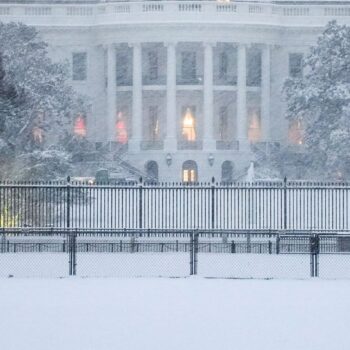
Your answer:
[0,278,349,350]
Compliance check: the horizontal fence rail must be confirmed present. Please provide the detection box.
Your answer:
[1,228,350,279]
[1,179,350,230]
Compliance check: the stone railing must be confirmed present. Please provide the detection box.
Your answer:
[0,1,350,27]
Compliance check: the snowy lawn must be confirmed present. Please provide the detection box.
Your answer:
[0,278,349,350]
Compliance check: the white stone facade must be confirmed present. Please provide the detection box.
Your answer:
[1,0,350,181]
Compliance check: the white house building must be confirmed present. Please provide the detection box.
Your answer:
[1,0,349,182]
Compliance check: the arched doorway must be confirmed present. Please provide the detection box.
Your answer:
[221,161,234,183]
[145,161,158,181]
[182,160,198,183]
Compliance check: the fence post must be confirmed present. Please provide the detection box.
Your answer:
[190,232,194,275]
[211,177,215,230]
[66,176,71,229]
[139,177,143,229]
[247,231,251,253]
[268,241,272,254]
[310,234,319,277]
[276,234,280,254]
[68,229,77,276]
[283,176,287,230]
[1,228,5,253]
[193,230,199,275]
[231,241,235,254]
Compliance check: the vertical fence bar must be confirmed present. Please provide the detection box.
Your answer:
[190,231,194,275]
[194,230,199,275]
[139,177,143,229]
[283,177,287,230]
[211,177,215,230]
[66,176,71,229]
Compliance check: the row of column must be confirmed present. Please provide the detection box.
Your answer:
[107,43,271,152]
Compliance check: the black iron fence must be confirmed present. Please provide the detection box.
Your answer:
[1,228,350,279]
[1,178,350,230]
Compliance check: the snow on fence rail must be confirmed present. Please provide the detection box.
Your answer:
[1,179,350,230]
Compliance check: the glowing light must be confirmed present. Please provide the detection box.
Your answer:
[182,108,196,141]
[116,112,128,144]
[248,110,261,143]
[74,115,87,137]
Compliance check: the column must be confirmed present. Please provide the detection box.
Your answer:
[261,45,271,141]
[237,44,247,148]
[203,42,215,150]
[129,43,142,152]
[165,42,177,151]
[107,44,116,142]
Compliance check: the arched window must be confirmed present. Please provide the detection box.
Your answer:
[182,160,198,183]
[145,161,159,181]
[74,114,87,137]
[182,107,196,141]
[221,161,234,183]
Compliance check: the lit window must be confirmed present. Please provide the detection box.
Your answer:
[72,52,87,81]
[74,115,87,137]
[148,106,159,141]
[289,53,303,78]
[288,118,304,145]
[248,108,261,143]
[115,111,128,144]
[182,107,196,141]
[182,160,198,183]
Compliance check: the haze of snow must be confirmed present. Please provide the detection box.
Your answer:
[0,278,349,350]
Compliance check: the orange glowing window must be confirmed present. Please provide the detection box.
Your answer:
[74,115,87,137]
[116,112,128,144]
[182,107,196,142]
[288,119,304,145]
[248,109,261,143]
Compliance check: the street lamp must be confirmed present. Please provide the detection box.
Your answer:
[208,153,214,166]
[166,153,172,166]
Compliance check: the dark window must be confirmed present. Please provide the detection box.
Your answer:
[219,106,229,141]
[148,51,158,81]
[219,52,228,79]
[247,49,261,87]
[146,161,159,181]
[72,52,87,81]
[221,161,234,183]
[117,51,131,86]
[181,51,196,81]
[289,53,303,78]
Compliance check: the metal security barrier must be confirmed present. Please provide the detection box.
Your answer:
[1,228,350,279]
[1,178,350,230]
